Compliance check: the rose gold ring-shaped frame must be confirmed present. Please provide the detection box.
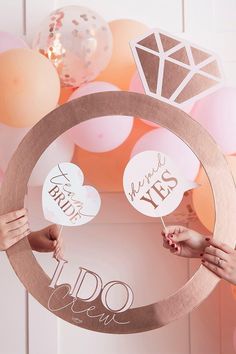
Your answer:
[1,92,236,334]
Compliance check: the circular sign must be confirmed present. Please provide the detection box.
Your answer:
[1,91,236,334]
[123,150,198,217]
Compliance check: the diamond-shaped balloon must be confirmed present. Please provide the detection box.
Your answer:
[130,29,224,107]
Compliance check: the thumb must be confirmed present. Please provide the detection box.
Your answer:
[44,239,57,251]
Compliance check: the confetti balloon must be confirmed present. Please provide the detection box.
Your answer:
[32,6,112,87]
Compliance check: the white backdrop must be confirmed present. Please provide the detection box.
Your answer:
[1,1,236,354]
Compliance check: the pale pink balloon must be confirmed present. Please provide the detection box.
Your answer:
[129,71,158,128]
[29,134,74,186]
[68,81,133,152]
[129,71,144,94]
[0,123,74,186]
[131,128,200,181]
[0,31,28,53]
[190,87,236,154]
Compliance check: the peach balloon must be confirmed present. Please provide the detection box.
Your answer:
[0,48,60,127]
[58,87,75,105]
[192,156,236,232]
[96,19,149,90]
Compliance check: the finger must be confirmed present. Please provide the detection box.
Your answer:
[55,248,63,260]
[6,216,28,231]
[169,231,191,243]
[162,225,187,236]
[204,246,229,261]
[1,208,27,224]
[9,223,30,238]
[201,259,225,278]
[163,225,187,235]
[55,244,61,254]
[163,236,170,246]
[47,240,57,252]
[202,253,227,269]
[163,236,174,250]
[206,238,233,254]
[49,224,60,241]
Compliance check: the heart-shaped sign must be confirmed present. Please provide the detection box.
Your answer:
[123,150,198,217]
[42,162,101,226]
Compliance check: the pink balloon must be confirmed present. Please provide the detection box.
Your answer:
[68,81,133,152]
[190,87,236,154]
[131,128,200,181]
[129,71,144,94]
[182,102,194,114]
[0,31,28,53]
[129,71,158,128]
[29,134,74,186]
[0,123,74,186]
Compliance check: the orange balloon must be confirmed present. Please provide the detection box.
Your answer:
[58,86,75,105]
[96,19,149,90]
[72,118,155,192]
[0,48,60,127]
[231,284,236,300]
[192,156,236,232]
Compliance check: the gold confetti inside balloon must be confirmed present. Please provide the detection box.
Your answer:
[32,6,113,87]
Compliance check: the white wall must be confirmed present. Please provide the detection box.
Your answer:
[1,1,236,354]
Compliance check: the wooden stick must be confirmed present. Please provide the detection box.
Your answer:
[160,216,167,232]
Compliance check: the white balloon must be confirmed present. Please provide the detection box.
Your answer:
[0,123,30,171]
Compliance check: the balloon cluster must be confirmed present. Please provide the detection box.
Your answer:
[0,5,236,235]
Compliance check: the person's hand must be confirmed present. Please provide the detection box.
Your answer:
[201,238,236,285]
[0,208,30,251]
[162,225,209,258]
[28,224,64,260]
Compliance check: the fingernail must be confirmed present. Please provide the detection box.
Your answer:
[200,253,203,257]
[205,237,210,241]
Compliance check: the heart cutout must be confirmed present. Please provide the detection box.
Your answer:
[42,162,101,226]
